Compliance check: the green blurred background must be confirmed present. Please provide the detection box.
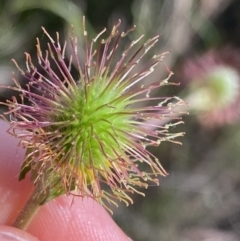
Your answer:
[1,1,240,240]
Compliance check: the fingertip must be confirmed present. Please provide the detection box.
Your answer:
[27,196,131,241]
[0,120,33,225]
[0,225,39,241]
[0,120,25,172]
[0,121,132,241]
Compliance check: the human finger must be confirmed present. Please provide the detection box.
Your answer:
[0,120,131,241]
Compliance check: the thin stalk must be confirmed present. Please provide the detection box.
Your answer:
[12,182,48,230]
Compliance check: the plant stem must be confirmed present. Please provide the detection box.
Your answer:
[12,182,48,230]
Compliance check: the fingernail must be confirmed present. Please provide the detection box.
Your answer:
[0,225,39,241]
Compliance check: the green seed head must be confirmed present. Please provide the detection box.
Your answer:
[1,18,184,211]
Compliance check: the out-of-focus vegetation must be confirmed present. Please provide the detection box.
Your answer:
[1,0,240,240]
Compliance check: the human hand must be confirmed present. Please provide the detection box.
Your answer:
[0,120,131,241]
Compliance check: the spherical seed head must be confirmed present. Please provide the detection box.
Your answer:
[1,19,184,210]
[181,47,240,127]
